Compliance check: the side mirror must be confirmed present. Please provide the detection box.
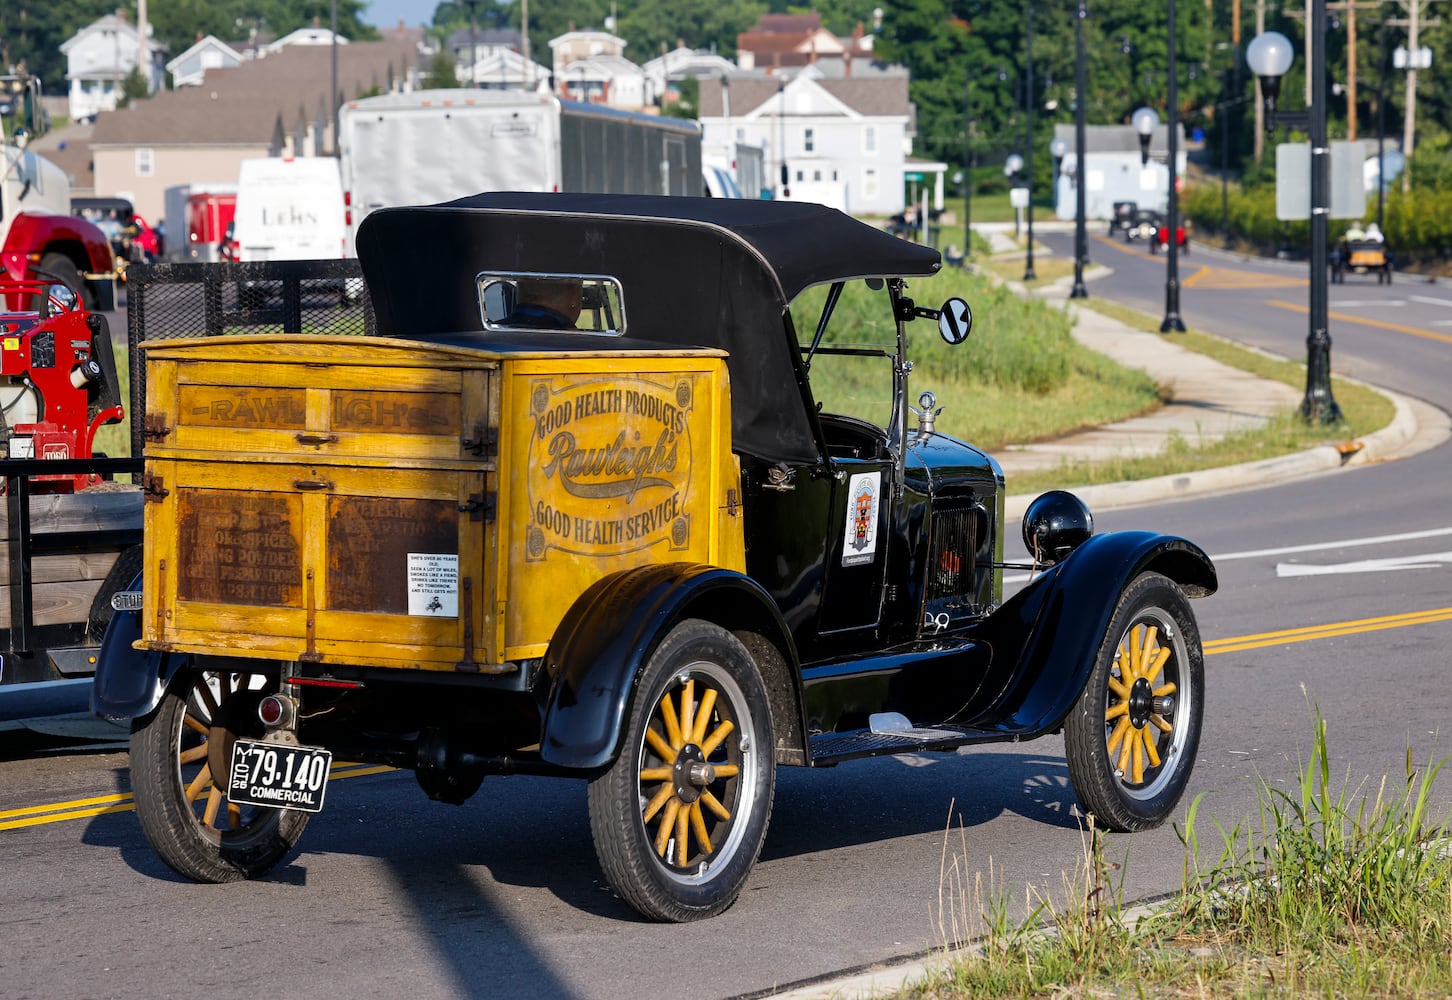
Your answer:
[938,297,972,345]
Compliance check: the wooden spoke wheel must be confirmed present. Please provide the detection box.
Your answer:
[1064,572,1204,832]
[588,620,775,922]
[131,668,309,882]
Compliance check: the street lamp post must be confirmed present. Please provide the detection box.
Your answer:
[1249,16,1342,424]
[964,67,972,258]
[1161,0,1185,332]
[1070,0,1089,299]
[1005,153,1024,241]
[1022,2,1036,282]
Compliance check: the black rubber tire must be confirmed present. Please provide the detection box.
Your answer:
[587,619,775,921]
[130,668,309,882]
[38,252,97,312]
[1063,572,1204,832]
[87,544,143,641]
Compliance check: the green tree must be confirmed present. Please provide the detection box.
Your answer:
[115,64,149,109]
[423,46,459,89]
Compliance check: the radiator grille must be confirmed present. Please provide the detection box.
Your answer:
[926,506,980,605]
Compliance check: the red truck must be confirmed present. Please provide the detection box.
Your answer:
[1,76,118,310]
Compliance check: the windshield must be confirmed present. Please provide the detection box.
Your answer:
[790,279,897,431]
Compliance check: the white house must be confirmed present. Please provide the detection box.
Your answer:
[641,45,737,102]
[548,31,651,108]
[456,49,553,92]
[60,14,167,122]
[698,64,914,215]
[1050,123,1187,222]
[166,35,245,88]
[263,25,348,54]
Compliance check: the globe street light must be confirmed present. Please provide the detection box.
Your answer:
[1249,13,1342,424]
[1131,106,1159,165]
[1050,134,1087,297]
[1005,152,1025,242]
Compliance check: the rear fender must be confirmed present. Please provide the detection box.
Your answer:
[539,563,802,771]
[968,531,1216,735]
[90,575,186,720]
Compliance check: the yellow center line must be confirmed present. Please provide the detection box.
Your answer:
[1180,265,1213,288]
[0,761,396,832]
[1268,299,1452,346]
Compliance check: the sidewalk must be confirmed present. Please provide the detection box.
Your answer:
[969,223,1445,519]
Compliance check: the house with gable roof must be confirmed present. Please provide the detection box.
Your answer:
[167,36,246,89]
[698,62,915,215]
[549,30,651,108]
[60,12,168,122]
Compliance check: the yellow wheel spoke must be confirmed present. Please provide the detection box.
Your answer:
[711,764,740,779]
[1116,725,1135,777]
[1105,701,1128,723]
[1130,729,1144,784]
[679,680,696,745]
[659,692,683,749]
[700,719,735,758]
[1152,681,1177,698]
[1138,626,1159,675]
[1128,629,1143,681]
[1151,714,1174,733]
[1145,647,1172,686]
[644,726,676,764]
[639,767,672,783]
[654,799,681,857]
[1142,726,1161,769]
[202,786,224,826]
[688,801,712,856]
[183,715,209,737]
[691,689,718,745]
[1106,716,1131,755]
[700,789,731,821]
[675,800,690,867]
[1107,676,1130,700]
[642,783,675,824]
[179,743,209,765]
[185,763,213,804]
[227,803,242,830]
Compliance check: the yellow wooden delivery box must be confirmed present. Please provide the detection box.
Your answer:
[138,334,742,673]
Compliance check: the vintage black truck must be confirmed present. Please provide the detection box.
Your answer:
[95,194,1216,922]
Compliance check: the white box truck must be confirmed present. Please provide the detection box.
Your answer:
[338,89,702,254]
[232,157,347,262]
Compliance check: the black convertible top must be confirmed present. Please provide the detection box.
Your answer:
[356,192,941,464]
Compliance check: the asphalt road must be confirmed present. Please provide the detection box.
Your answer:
[3,246,1449,999]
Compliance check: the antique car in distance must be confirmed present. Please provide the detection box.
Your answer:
[95,194,1216,922]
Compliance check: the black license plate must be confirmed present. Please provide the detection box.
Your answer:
[228,738,332,813]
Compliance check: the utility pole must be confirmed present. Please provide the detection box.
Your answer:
[1254,0,1266,161]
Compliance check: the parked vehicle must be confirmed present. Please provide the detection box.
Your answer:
[1,75,118,311]
[163,184,236,262]
[702,159,743,198]
[71,196,160,265]
[231,157,347,263]
[96,194,1215,922]
[1110,200,1137,237]
[0,274,140,722]
[337,90,702,254]
[1148,213,1189,255]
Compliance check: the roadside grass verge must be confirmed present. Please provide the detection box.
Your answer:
[1005,298,1396,497]
[905,709,1451,999]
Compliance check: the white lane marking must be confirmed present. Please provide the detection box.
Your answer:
[1434,320,1452,327]
[1003,526,1452,585]
[1276,551,1452,577]
[1409,295,1452,308]
[1331,299,1405,308]
[1211,526,1452,562]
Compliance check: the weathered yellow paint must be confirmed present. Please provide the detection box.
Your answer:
[140,335,745,675]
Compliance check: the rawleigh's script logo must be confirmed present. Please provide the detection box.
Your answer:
[526,376,695,558]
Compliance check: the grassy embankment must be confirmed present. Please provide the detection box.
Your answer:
[901,711,1450,998]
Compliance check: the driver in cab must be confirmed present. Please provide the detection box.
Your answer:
[505,278,583,330]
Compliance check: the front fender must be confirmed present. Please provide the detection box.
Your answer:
[966,530,1216,735]
[539,563,796,771]
[90,576,185,721]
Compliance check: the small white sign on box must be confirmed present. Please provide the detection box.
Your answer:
[1009,186,1030,208]
[407,552,459,617]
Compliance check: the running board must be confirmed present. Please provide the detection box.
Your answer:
[808,713,1005,764]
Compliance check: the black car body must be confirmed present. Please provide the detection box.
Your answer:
[96,194,1216,922]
